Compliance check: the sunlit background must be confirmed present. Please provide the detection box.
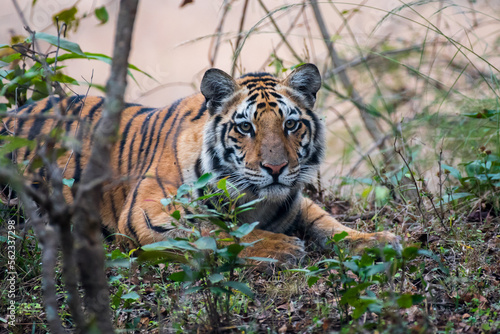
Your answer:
[2,0,499,192]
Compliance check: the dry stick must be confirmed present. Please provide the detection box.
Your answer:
[0,168,67,334]
[230,0,249,77]
[257,5,305,71]
[39,141,86,332]
[324,45,423,79]
[310,0,386,150]
[208,0,233,67]
[257,0,303,63]
[301,2,317,61]
[71,0,139,332]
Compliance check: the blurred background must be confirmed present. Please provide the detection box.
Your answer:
[1,0,499,197]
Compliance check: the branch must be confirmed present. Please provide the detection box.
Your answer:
[72,0,139,331]
[257,0,303,63]
[310,0,386,149]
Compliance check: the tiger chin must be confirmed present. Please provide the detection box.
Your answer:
[3,63,399,265]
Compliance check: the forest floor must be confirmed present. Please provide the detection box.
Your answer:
[2,184,499,333]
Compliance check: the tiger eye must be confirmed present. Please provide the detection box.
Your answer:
[285,119,297,130]
[238,122,252,133]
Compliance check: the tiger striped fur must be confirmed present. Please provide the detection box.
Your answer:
[1,64,398,263]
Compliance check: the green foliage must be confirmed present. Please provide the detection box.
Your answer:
[137,173,271,328]
[442,152,500,208]
[0,31,150,109]
[293,232,448,327]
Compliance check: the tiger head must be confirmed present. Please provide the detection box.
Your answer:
[200,64,324,202]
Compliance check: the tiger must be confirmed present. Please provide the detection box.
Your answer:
[1,63,399,263]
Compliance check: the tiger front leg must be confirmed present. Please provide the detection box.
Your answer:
[300,197,400,250]
[116,177,187,247]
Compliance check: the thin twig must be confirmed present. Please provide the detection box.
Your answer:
[310,0,386,150]
[231,0,249,77]
[208,0,233,67]
[257,0,302,63]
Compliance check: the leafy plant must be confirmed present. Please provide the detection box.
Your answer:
[137,173,274,329]
[293,232,449,329]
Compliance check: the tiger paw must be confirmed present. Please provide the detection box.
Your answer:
[351,230,401,253]
[242,234,306,268]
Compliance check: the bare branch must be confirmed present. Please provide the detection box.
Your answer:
[310,0,386,149]
[71,0,140,331]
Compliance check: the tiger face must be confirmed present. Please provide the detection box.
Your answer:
[200,64,324,202]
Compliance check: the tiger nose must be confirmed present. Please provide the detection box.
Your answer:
[262,161,288,176]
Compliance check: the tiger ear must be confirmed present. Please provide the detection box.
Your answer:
[201,68,238,115]
[283,63,322,109]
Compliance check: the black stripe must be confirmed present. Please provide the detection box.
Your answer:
[284,209,303,236]
[126,180,142,242]
[118,107,151,174]
[260,190,299,230]
[194,157,202,180]
[191,101,207,121]
[73,99,105,183]
[64,95,84,133]
[138,111,161,174]
[144,211,171,233]
[140,100,180,181]
[134,109,155,172]
[26,97,60,140]
[247,93,259,102]
[172,109,193,184]
[14,103,36,136]
[109,192,119,226]
[256,102,266,110]
[127,133,137,175]
[23,98,60,160]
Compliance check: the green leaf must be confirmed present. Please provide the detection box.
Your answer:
[105,258,130,268]
[168,271,186,282]
[440,192,473,204]
[44,52,153,79]
[462,109,500,118]
[441,163,461,180]
[160,198,171,206]
[333,231,348,242]
[397,294,416,308]
[0,135,36,154]
[340,282,374,305]
[245,256,278,263]
[217,178,231,197]
[62,178,75,188]
[402,246,420,261]
[209,217,230,232]
[95,6,109,24]
[222,281,254,298]
[230,221,259,238]
[171,210,181,221]
[121,291,140,300]
[227,243,244,256]
[307,276,320,287]
[141,239,194,252]
[137,250,187,264]
[50,72,79,85]
[53,6,79,30]
[35,32,85,57]
[208,286,231,295]
[364,262,391,277]
[185,286,203,294]
[208,273,224,283]
[193,173,213,189]
[236,197,264,210]
[194,237,217,251]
